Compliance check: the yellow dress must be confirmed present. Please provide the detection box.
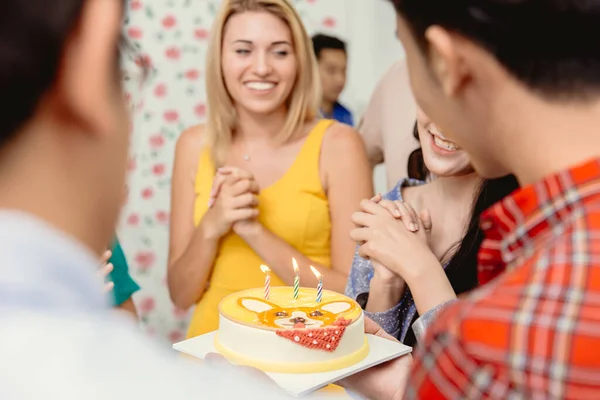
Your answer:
[187,119,334,338]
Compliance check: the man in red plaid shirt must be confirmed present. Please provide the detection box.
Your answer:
[340,0,600,399]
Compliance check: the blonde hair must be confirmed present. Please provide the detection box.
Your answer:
[205,0,321,166]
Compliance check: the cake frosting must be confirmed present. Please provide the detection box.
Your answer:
[214,286,369,373]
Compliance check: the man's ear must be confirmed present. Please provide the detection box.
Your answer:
[54,0,123,138]
[426,26,471,98]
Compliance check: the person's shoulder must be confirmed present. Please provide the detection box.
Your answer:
[318,121,367,169]
[382,59,407,80]
[322,121,364,151]
[382,178,426,201]
[174,124,208,170]
[176,123,205,151]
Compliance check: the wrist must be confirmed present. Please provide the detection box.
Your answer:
[199,218,224,241]
[370,274,404,290]
[366,277,405,313]
[401,253,440,288]
[234,220,265,240]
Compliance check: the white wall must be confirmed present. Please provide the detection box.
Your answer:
[336,0,404,121]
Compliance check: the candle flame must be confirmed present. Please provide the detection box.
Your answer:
[292,258,299,273]
[260,265,271,274]
[309,265,322,279]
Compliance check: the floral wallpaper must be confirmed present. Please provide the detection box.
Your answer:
[121,0,348,344]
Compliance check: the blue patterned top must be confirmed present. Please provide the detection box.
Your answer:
[345,178,426,342]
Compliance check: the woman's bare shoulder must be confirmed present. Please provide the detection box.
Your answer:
[320,121,366,158]
[176,123,206,153]
[173,124,207,182]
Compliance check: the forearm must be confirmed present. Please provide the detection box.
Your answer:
[407,265,456,317]
[362,279,406,337]
[240,227,348,293]
[168,221,220,309]
[365,277,405,313]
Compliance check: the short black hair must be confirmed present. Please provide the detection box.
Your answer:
[311,33,347,60]
[390,0,600,100]
[0,0,130,150]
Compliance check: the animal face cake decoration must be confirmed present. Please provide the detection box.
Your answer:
[214,287,369,373]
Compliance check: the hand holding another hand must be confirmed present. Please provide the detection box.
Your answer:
[351,197,438,285]
[204,167,260,239]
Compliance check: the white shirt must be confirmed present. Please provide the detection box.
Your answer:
[358,60,418,189]
[0,211,312,400]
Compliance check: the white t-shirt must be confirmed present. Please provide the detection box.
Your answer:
[0,211,332,400]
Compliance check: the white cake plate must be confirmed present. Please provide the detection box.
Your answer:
[173,332,412,397]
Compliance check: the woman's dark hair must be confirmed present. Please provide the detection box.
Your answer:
[407,122,429,181]
[444,174,519,295]
[403,174,519,346]
[389,0,600,100]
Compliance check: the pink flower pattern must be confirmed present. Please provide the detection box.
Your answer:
[120,0,344,344]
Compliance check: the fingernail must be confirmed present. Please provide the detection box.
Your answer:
[207,198,214,207]
[410,223,418,231]
[394,210,401,217]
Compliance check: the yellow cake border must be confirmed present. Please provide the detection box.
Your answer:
[213,333,370,374]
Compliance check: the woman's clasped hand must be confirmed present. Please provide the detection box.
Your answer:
[205,166,261,238]
[350,194,439,285]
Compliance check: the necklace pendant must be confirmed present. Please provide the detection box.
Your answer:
[243,154,250,161]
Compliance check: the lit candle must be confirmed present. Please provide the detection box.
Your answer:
[310,266,323,303]
[260,265,271,300]
[292,258,300,300]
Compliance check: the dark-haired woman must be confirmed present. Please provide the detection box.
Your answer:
[345,108,518,346]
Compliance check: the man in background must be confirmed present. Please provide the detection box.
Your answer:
[358,59,417,188]
[312,33,354,126]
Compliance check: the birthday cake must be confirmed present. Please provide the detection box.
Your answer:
[214,286,369,373]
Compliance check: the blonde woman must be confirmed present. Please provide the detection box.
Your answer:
[168,0,372,338]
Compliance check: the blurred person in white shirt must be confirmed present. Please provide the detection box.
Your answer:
[358,60,418,189]
[0,0,301,398]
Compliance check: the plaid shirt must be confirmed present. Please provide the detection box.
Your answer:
[406,159,600,399]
